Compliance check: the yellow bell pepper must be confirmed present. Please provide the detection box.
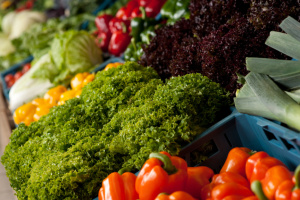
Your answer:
[70,72,90,90]
[44,85,67,107]
[104,62,123,71]
[82,74,95,87]
[13,102,37,125]
[58,89,78,105]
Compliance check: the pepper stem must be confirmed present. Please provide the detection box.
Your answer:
[293,165,300,190]
[251,180,268,200]
[149,152,177,175]
[139,6,146,19]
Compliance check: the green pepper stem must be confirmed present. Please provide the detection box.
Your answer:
[293,165,300,190]
[251,180,268,200]
[139,6,146,19]
[149,152,177,175]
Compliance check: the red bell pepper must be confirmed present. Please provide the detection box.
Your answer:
[155,191,198,200]
[275,165,300,200]
[108,18,131,33]
[116,0,139,20]
[108,30,131,56]
[220,147,253,178]
[95,31,112,52]
[135,152,188,200]
[222,195,259,200]
[144,0,167,18]
[98,172,138,200]
[251,165,293,200]
[184,166,214,199]
[95,14,114,33]
[211,182,254,200]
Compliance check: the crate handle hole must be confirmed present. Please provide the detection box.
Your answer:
[279,137,296,151]
[263,129,278,141]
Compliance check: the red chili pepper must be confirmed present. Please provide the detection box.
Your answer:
[145,0,167,18]
[108,18,131,33]
[98,172,138,200]
[220,147,253,178]
[183,166,214,199]
[275,165,300,200]
[135,152,188,200]
[108,31,131,56]
[95,14,114,33]
[95,31,112,52]
[154,191,198,200]
[250,156,285,184]
[245,151,269,181]
[211,182,254,200]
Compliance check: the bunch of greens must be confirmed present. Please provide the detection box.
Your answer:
[2,61,230,200]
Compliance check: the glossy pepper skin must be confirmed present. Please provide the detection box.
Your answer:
[108,30,131,56]
[145,0,167,18]
[250,156,285,184]
[136,152,188,200]
[254,165,293,200]
[95,14,114,33]
[44,85,67,107]
[184,166,214,199]
[98,172,138,200]
[245,151,269,182]
[154,191,198,200]
[211,182,254,200]
[220,147,252,178]
[275,165,300,200]
[104,62,123,71]
[201,171,251,200]
[13,102,37,125]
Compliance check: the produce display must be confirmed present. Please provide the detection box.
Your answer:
[97,149,300,200]
[0,1,300,200]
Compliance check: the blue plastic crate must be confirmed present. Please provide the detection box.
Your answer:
[179,111,300,173]
[0,56,33,101]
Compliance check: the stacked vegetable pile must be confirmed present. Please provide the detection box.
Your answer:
[1,61,230,199]
[97,149,300,200]
[139,0,300,97]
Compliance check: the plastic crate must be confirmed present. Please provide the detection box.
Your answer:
[0,56,34,101]
[179,111,300,173]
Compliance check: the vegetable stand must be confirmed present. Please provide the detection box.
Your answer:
[1,0,300,200]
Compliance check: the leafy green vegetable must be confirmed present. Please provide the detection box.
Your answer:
[2,61,229,200]
[32,30,103,85]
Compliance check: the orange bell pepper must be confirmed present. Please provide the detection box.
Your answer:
[202,171,252,200]
[251,165,293,200]
[136,152,188,200]
[222,195,259,200]
[155,191,198,200]
[211,182,254,200]
[220,147,252,178]
[275,165,300,200]
[98,172,138,200]
[250,156,285,184]
[245,151,269,181]
[184,166,214,199]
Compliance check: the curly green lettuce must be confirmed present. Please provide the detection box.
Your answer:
[1,61,230,200]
